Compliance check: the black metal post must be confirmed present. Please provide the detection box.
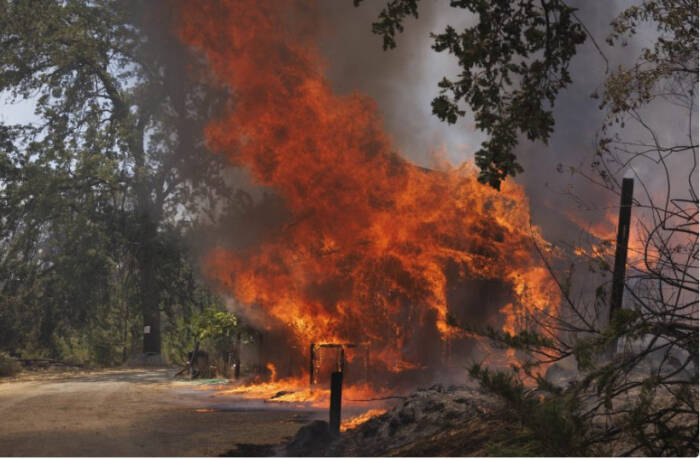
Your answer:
[338,347,345,373]
[329,371,343,434]
[309,343,316,386]
[607,178,634,356]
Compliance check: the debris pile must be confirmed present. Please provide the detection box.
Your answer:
[286,383,500,456]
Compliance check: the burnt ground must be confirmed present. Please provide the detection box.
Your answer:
[285,383,508,457]
[0,368,317,456]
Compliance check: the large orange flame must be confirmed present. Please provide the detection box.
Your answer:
[176,0,560,381]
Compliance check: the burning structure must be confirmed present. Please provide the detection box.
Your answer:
[176,0,561,389]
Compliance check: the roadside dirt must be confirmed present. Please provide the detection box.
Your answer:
[0,368,315,456]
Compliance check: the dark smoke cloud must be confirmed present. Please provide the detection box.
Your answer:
[143,0,639,249]
[515,1,638,241]
[139,0,694,351]
[313,1,693,337]
[315,1,641,243]
[317,2,485,167]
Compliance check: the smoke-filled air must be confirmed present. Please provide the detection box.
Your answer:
[176,0,560,383]
[0,0,695,455]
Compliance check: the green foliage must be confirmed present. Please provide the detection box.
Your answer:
[447,314,555,352]
[0,352,21,377]
[164,305,249,377]
[604,0,698,115]
[0,0,234,361]
[469,364,590,456]
[166,306,240,362]
[571,337,597,371]
[485,436,542,457]
[439,1,698,455]
[192,308,238,342]
[163,315,193,366]
[353,0,419,51]
[356,0,586,188]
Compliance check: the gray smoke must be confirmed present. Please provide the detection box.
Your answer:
[140,1,695,375]
[315,1,630,244]
[313,1,698,338]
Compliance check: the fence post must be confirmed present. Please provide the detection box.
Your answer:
[329,371,343,434]
[309,343,316,386]
[607,177,634,357]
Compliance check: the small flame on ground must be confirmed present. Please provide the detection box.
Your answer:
[341,408,388,432]
[211,378,383,409]
[266,363,277,382]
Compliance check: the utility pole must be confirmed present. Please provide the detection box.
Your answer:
[607,177,634,357]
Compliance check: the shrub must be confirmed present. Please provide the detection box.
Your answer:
[0,352,21,377]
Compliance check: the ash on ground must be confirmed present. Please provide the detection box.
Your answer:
[285,383,500,456]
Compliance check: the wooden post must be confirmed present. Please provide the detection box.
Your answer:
[607,178,634,357]
[309,343,316,386]
[329,371,343,434]
[234,331,241,380]
[338,346,345,373]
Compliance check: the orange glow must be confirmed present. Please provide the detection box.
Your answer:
[214,377,381,409]
[567,206,658,272]
[266,363,277,382]
[341,408,388,432]
[176,0,561,379]
[564,208,618,243]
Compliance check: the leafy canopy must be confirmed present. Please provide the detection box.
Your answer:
[0,0,232,359]
[355,0,586,188]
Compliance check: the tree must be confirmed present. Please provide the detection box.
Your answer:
[0,119,132,359]
[0,0,231,358]
[355,0,586,188]
[448,0,698,455]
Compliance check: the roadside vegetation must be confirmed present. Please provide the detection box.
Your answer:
[0,1,251,367]
[0,352,21,377]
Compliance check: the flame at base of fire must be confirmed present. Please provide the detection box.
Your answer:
[341,408,388,432]
[210,376,380,410]
[200,375,391,433]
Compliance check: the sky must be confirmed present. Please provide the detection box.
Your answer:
[0,93,37,125]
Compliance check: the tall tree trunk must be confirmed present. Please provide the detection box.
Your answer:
[139,222,160,355]
[133,116,161,356]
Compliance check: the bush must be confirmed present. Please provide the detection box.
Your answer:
[92,340,118,367]
[469,364,589,456]
[0,352,21,377]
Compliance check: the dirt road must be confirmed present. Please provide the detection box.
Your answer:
[0,368,316,456]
